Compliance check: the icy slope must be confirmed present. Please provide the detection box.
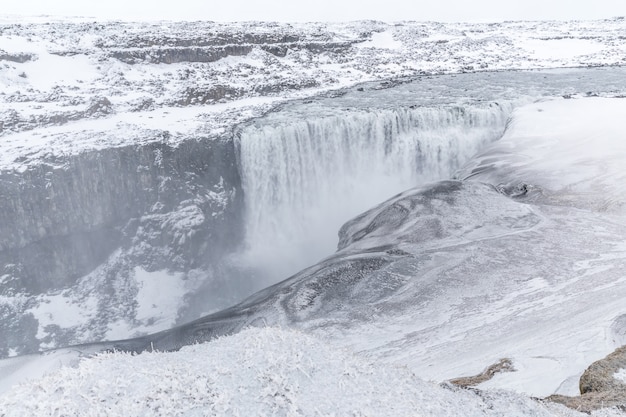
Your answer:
[0,327,618,417]
[457,97,626,214]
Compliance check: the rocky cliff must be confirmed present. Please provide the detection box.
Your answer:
[0,133,242,356]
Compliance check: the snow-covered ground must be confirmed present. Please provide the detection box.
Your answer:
[0,327,622,417]
[2,18,626,169]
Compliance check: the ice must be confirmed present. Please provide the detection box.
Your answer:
[316,97,626,398]
[27,292,98,343]
[457,97,626,214]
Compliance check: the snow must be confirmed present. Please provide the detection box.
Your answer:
[521,38,606,60]
[424,98,626,395]
[0,327,615,417]
[0,35,99,92]
[1,18,626,170]
[133,267,185,329]
[21,51,98,91]
[104,265,188,341]
[355,30,403,50]
[0,350,83,398]
[27,292,98,342]
[614,369,626,383]
[0,99,278,171]
[458,97,626,214]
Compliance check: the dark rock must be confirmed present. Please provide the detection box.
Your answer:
[449,358,515,387]
[0,52,36,63]
[85,96,112,116]
[109,45,253,64]
[0,136,243,294]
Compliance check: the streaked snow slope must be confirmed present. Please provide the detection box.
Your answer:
[2,98,626,414]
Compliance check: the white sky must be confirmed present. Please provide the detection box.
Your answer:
[1,0,625,22]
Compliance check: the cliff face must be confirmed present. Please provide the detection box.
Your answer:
[0,135,242,356]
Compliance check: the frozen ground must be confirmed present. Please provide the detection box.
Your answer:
[0,327,623,417]
[2,18,626,169]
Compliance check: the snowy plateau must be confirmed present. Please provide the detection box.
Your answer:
[1,15,626,417]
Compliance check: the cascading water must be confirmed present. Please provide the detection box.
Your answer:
[236,102,515,282]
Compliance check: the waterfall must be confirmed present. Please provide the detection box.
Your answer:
[235,102,514,282]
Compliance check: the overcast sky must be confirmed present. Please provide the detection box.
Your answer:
[2,0,625,22]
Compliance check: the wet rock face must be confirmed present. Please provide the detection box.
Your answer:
[0,136,243,295]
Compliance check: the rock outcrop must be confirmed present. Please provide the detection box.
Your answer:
[546,346,626,412]
[449,359,515,388]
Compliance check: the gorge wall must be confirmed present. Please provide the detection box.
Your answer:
[0,135,242,356]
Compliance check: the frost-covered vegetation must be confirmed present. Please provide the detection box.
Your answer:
[0,327,622,417]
